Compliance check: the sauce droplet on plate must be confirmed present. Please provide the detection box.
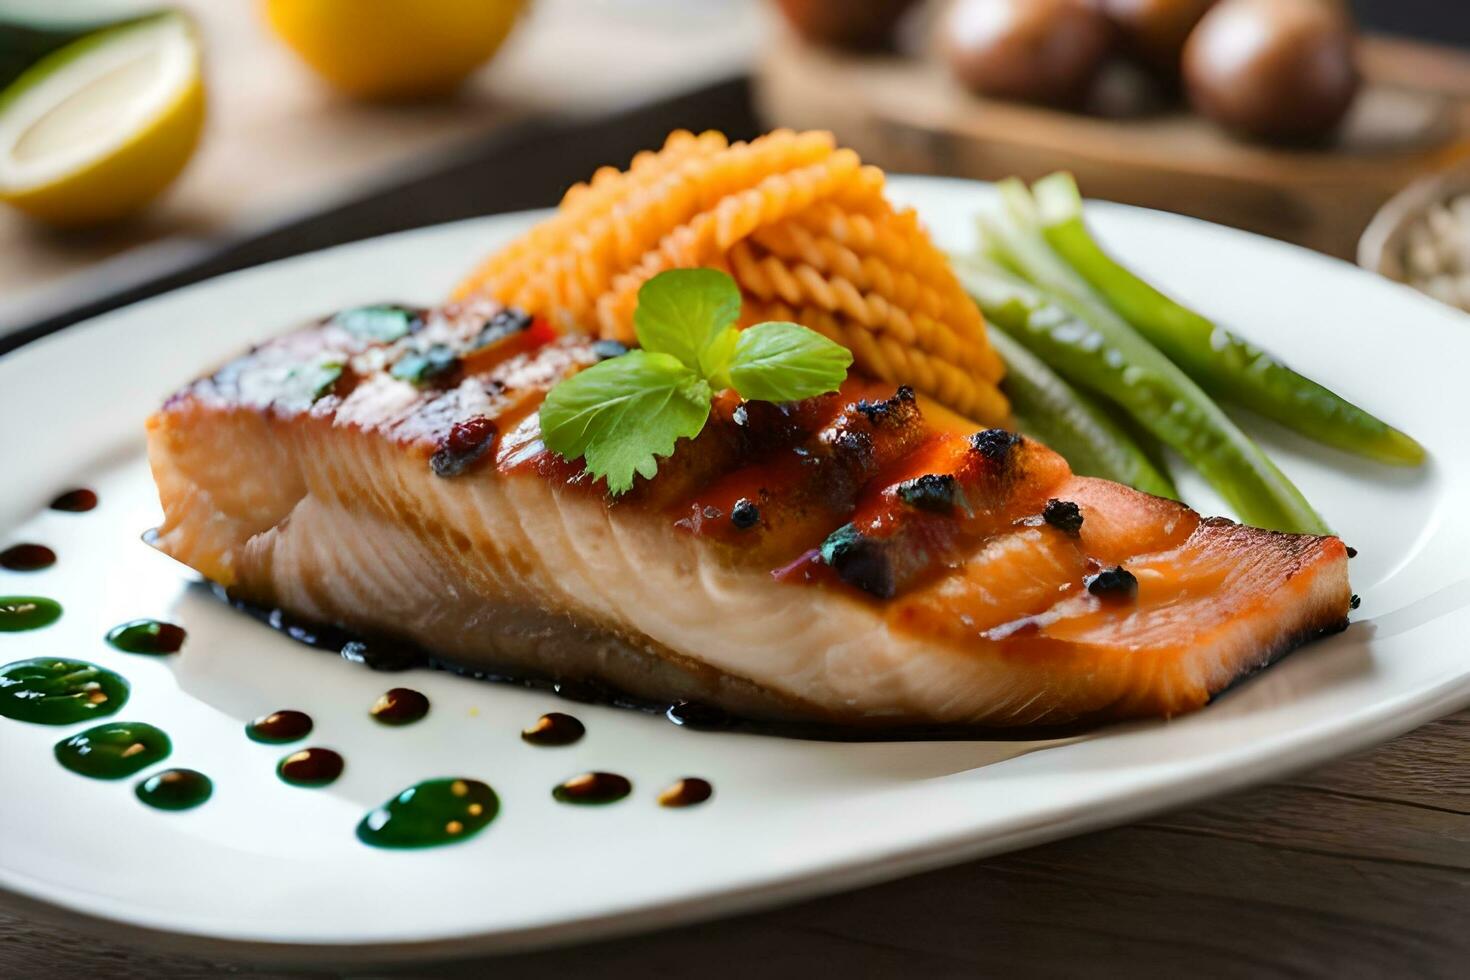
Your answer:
[105,619,186,655]
[370,688,430,726]
[245,709,313,744]
[0,658,128,724]
[356,778,499,848]
[552,772,632,805]
[521,712,585,746]
[657,777,714,808]
[666,699,729,730]
[0,544,56,571]
[49,489,98,512]
[0,596,62,632]
[135,768,212,811]
[55,722,171,779]
[277,747,344,787]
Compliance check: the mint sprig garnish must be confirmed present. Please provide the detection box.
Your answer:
[539,268,853,494]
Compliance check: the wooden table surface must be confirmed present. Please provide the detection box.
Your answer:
[3,708,1465,978]
[2,4,1466,977]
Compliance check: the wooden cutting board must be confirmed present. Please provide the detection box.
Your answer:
[755,31,1470,258]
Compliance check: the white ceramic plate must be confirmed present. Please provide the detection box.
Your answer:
[2,177,1468,965]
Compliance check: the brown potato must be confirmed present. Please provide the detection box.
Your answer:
[940,0,1114,107]
[773,0,922,51]
[1183,0,1359,142]
[1098,0,1216,81]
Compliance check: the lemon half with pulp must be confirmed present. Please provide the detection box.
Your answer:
[0,11,205,227]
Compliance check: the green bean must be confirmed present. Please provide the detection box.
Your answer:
[985,316,1178,499]
[960,186,1330,535]
[1032,172,1425,467]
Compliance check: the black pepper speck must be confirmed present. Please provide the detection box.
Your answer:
[1042,499,1084,535]
[1086,566,1137,601]
[970,428,1020,464]
[730,498,760,530]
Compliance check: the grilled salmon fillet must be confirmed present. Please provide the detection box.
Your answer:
[146,300,1352,728]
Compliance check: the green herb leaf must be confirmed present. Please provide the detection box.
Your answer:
[726,321,853,403]
[281,359,344,404]
[540,269,853,493]
[390,344,458,385]
[333,305,416,343]
[634,269,741,377]
[539,351,712,495]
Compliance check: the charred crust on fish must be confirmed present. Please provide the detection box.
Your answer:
[895,474,964,514]
[1042,498,1084,535]
[854,385,916,426]
[819,523,897,599]
[970,428,1021,466]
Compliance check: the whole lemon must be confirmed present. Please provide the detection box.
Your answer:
[263,0,528,101]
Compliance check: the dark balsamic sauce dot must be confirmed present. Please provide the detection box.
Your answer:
[49,489,97,512]
[1350,594,1361,610]
[340,638,421,672]
[553,771,632,805]
[522,712,586,746]
[666,699,731,730]
[371,688,430,726]
[658,777,714,808]
[1086,566,1138,601]
[970,428,1020,464]
[246,709,313,744]
[1,543,56,571]
[430,416,497,478]
[591,339,629,360]
[277,747,344,787]
[730,498,761,530]
[1042,499,1084,535]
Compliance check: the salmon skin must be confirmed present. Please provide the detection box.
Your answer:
[146,300,1352,729]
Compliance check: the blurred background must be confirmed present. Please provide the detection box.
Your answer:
[1,0,1466,350]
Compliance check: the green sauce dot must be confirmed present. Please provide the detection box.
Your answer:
[135,768,212,811]
[0,596,61,632]
[357,778,498,849]
[105,619,186,654]
[55,722,170,779]
[0,658,129,724]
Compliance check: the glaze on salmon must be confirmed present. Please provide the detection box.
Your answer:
[146,300,1352,728]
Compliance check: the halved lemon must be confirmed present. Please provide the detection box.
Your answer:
[0,11,205,227]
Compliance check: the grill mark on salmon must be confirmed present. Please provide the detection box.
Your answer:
[146,300,1352,728]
